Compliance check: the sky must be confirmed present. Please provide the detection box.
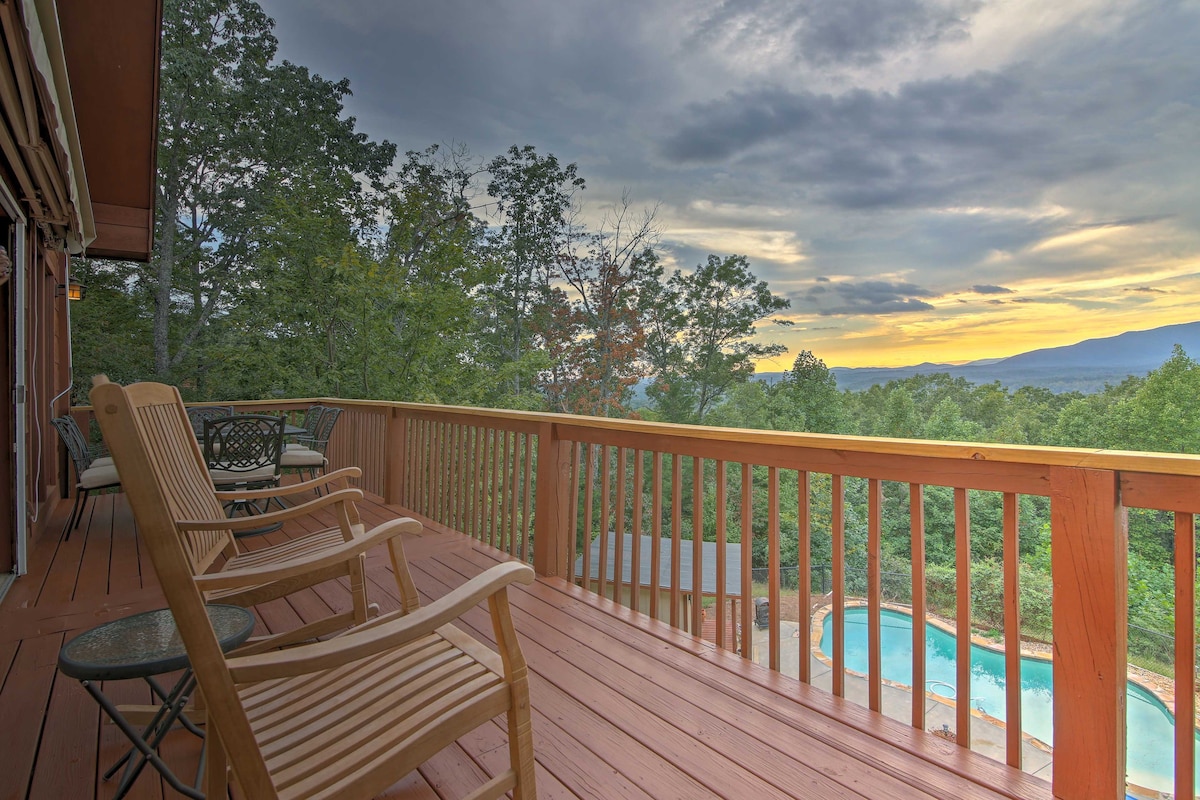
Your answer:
[258,0,1200,369]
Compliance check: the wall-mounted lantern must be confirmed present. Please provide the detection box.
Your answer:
[56,276,84,301]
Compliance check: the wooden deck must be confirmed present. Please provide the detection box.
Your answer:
[0,490,1053,800]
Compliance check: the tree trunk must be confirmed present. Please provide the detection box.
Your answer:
[154,208,176,377]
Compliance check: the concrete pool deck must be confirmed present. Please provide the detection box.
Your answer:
[749,621,1055,782]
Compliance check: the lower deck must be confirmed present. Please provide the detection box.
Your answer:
[0,489,1051,799]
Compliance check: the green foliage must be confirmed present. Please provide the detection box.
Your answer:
[645,254,791,423]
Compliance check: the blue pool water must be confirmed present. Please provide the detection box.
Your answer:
[819,607,1198,793]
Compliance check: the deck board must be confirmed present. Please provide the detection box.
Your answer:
[0,490,1053,800]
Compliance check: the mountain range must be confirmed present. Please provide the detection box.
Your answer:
[818,321,1200,393]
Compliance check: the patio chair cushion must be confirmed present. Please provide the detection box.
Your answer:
[209,464,278,486]
[77,463,120,490]
[280,448,327,468]
[91,456,114,468]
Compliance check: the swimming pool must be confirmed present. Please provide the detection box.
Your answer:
[818,607,1198,794]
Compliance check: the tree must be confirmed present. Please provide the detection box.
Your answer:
[535,197,661,416]
[645,254,790,423]
[152,0,394,386]
[484,145,585,397]
[775,350,847,433]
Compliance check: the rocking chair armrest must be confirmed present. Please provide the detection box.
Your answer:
[177,488,363,532]
[193,517,422,593]
[214,466,362,501]
[227,561,535,682]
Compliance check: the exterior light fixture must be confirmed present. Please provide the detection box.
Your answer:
[57,276,84,301]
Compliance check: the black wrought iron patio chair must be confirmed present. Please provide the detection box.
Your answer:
[51,415,121,539]
[202,414,285,522]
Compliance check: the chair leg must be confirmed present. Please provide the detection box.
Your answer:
[203,708,229,799]
[62,489,86,541]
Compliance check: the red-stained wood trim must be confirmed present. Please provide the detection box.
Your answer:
[582,443,595,589]
[670,454,682,629]
[867,478,882,713]
[798,469,811,683]
[533,426,570,578]
[599,445,612,600]
[1175,512,1195,800]
[568,441,581,584]
[740,463,753,661]
[489,428,502,549]
[1002,493,1022,769]
[1122,471,1200,513]
[832,474,845,697]
[473,425,486,541]
[499,429,513,554]
[631,450,644,614]
[553,424,1051,495]
[384,408,406,506]
[692,456,704,636]
[615,448,627,607]
[768,466,781,673]
[1050,466,1126,800]
[955,487,971,748]
[911,483,926,731]
[650,452,663,621]
[522,432,533,563]
[716,460,728,652]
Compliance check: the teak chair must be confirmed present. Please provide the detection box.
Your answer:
[94,381,406,655]
[90,377,538,800]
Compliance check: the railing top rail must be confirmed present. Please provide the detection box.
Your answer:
[73,396,1200,478]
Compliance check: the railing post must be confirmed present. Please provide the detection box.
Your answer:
[1050,466,1127,800]
[533,421,570,577]
[384,407,407,507]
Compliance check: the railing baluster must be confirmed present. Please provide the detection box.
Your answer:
[502,431,515,554]
[911,483,926,731]
[955,486,972,748]
[741,462,753,661]
[568,440,581,582]
[716,460,728,652]
[582,443,595,588]
[1175,511,1196,800]
[868,477,882,713]
[692,456,704,636]
[631,450,644,613]
[522,432,533,563]
[798,469,811,682]
[458,423,468,533]
[1003,492,1022,768]
[671,453,683,629]
[650,451,663,621]
[769,465,781,673]
[615,448,627,605]
[432,420,442,521]
[599,445,611,600]
[472,425,484,541]
[489,428,502,549]
[832,473,845,697]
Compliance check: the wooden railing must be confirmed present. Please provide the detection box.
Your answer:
[74,396,1200,800]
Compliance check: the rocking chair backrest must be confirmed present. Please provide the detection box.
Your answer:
[89,376,273,792]
[94,381,234,575]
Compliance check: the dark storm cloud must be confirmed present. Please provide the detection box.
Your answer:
[973,284,1013,295]
[658,72,1071,210]
[799,280,938,316]
[691,0,981,67]
[1125,286,1167,294]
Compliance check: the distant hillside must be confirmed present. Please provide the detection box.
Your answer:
[826,321,1200,393]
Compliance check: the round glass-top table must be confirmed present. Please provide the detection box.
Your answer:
[58,605,255,800]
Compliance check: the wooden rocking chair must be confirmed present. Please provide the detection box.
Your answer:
[93,378,414,654]
[91,377,538,800]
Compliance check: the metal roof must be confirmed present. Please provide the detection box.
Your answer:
[574,533,744,597]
